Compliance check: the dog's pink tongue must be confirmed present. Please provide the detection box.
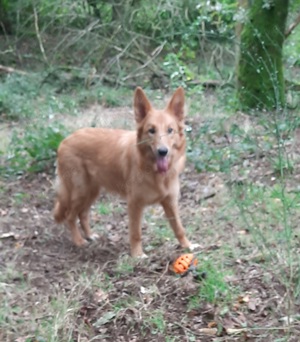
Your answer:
[157,157,168,173]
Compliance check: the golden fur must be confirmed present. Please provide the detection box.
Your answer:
[54,87,195,257]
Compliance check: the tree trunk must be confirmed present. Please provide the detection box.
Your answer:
[237,0,289,109]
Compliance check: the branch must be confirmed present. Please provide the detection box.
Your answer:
[285,13,300,38]
[0,64,27,75]
[33,6,48,64]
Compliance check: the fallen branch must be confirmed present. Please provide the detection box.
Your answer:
[0,64,27,75]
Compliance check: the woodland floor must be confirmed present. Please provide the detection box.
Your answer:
[1,98,300,342]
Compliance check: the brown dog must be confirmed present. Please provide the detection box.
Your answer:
[54,87,197,257]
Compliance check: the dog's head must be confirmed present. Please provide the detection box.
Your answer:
[134,87,186,174]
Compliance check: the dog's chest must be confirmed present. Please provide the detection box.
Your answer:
[134,175,172,205]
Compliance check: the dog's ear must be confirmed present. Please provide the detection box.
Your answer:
[134,87,152,123]
[166,87,185,121]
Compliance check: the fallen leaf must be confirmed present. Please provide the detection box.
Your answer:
[237,230,249,235]
[238,294,250,303]
[207,321,217,328]
[199,328,217,336]
[15,241,23,249]
[20,208,29,213]
[93,289,108,303]
[140,285,159,295]
[227,328,247,335]
[232,302,240,311]
[0,232,19,240]
[93,311,116,327]
[248,298,257,311]
[279,314,300,325]
[108,233,120,242]
[0,209,7,216]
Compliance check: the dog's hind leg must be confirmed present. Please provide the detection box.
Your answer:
[66,209,87,246]
[79,208,99,242]
[79,186,101,241]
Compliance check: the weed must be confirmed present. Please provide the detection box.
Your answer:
[97,202,112,215]
[115,255,135,275]
[144,309,166,335]
[189,258,231,307]
[272,155,294,176]
[13,192,30,205]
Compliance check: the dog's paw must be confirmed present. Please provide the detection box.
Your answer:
[86,233,99,242]
[188,243,200,251]
[138,253,148,259]
[131,251,148,258]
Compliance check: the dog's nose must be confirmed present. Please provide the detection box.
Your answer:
[158,147,168,157]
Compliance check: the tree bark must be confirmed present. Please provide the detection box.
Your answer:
[237,0,289,109]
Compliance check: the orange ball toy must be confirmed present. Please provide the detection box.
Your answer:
[173,253,198,275]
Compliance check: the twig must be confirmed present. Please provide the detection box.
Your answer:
[33,6,48,65]
[122,41,166,81]
[155,260,170,285]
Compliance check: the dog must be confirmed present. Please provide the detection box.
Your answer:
[53,87,197,257]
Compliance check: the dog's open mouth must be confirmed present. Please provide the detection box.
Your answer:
[156,156,169,173]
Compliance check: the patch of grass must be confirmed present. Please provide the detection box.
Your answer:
[271,155,294,176]
[148,221,174,248]
[0,73,80,122]
[97,202,113,215]
[115,255,135,275]
[189,258,232,307]
[143,309,166,335]
[13,191,31,205]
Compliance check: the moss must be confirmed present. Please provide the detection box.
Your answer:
[237,0,289,110]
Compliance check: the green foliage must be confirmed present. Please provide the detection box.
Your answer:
[0,0,237,87]
[187,119,261,173]
[163,53,195,88]
[0,74,41,120]
[0,73,80,121]
[189,259,231,305]
[4,123,67,175]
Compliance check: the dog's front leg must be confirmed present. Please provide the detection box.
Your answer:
[161,196,193,249]
[128,200,145,257]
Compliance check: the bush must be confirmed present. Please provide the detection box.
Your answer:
[4,123,68,176]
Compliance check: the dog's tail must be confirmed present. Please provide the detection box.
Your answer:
[53,169,68,223]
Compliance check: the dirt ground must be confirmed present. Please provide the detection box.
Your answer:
[1,104,300,342]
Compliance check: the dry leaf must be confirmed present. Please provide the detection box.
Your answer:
[0,232,19,239]
[237,230,249,235]
[108,233,120,242]
[93,311,116,327]
[0,209,7,216]
[15,242,23,249]
[248,298,257,311]
[199,328,217,336]
[207,321,217,328]
[227,328,247,335]
[238,294,250,303]
[94,289,108,303]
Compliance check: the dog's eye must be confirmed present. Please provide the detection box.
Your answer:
[148,127,156,134]
[167,127,174,134]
